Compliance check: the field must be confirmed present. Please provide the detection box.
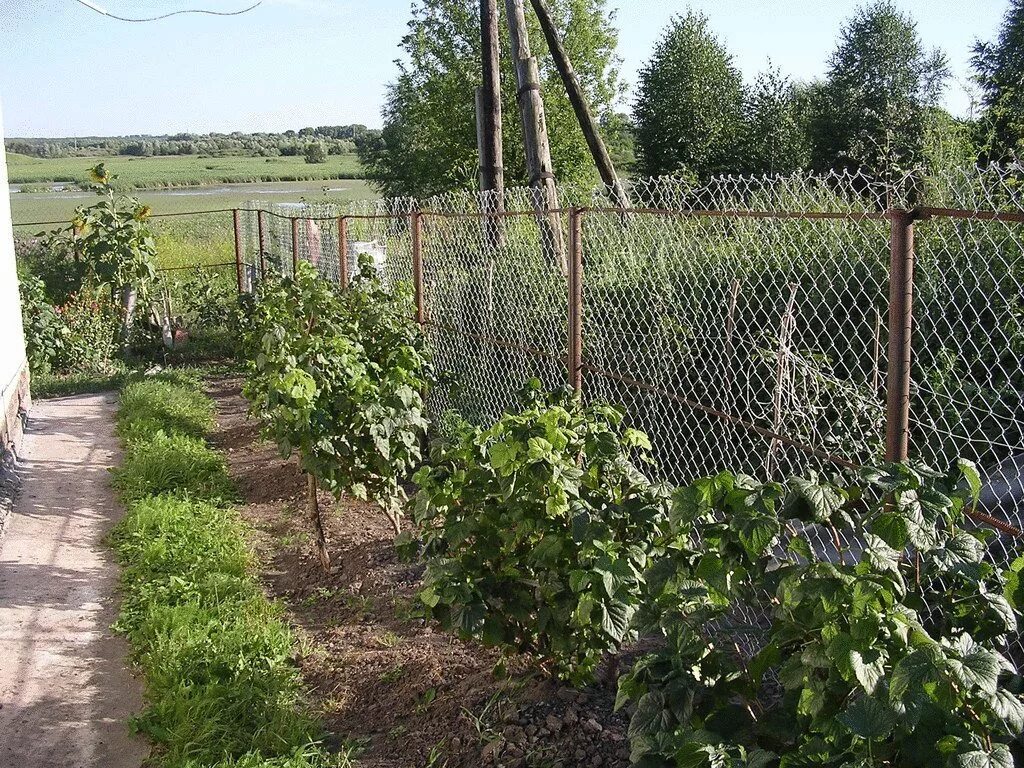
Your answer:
[9,178,377,227]
[6,151,365,189]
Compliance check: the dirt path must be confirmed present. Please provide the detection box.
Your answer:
[0,393,149,768]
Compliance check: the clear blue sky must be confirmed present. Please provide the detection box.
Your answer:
[0,0,1009,138]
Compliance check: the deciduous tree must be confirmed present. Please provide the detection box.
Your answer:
[809,1,948,176]
[359,0,622,198]
[972,0,1024,162]
[632,12,744,180]
[740,67,812,176]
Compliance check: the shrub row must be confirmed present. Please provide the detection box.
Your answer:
[110,373,346,768]
[237,264,1024,766]
[405,384,1024,768]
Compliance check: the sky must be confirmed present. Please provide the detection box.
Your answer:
[0,0,1011,138]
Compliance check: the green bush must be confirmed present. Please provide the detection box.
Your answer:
[241,259,431,535]
[409,381,671,684]
[618,462,1024,767]
[17,266,66,377]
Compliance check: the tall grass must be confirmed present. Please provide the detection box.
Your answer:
[111,373,348,768]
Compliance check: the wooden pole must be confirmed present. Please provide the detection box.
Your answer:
[529,0,630,210]
[411,212,425,326]
[505,0,566,273]
[479,0,505,206]
[256,209,267,280]
[765,282,799,477]
[885,210,916,462]
[291,218,300,276]
[567,208,584,392]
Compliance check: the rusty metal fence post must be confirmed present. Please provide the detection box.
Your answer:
[256,209,267,280]
[885,209,916,462]
[337,216,349,288]
[291,218,300,276]
[411,211,425,325]
[232,209,244,294]
[567,207,584,393]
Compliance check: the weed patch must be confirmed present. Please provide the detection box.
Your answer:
[111,374,347,767]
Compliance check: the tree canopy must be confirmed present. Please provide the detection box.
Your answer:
[740,67,813,176]
[631,12,744,180]
[809,0,949,175]
[973,0,1024,161]
[359,0,622,199]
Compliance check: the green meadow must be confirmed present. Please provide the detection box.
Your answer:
[7,152,365,189]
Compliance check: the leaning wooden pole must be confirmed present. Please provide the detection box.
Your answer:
[529,0,630,210]
[504,0,566,273]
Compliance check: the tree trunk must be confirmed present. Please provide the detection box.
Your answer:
[307,472,331,572]
[529,0,630,210]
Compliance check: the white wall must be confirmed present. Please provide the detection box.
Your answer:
[0,98,28,416]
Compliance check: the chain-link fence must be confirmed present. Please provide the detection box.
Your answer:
[238,167,1024,658]
[238,171,1022,496]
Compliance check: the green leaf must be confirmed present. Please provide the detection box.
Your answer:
[601,601,632,642]
[954,458,982,502]
[981,592,1018,633]
[871,511,909,549]
[628,690,669,739]
[947,635,1001,695]
[851,648,887,694]
[837,696,895,739]
[419,586,440,608]
[953,745,1014,768]
[734,512,779,559]
[990,688,1024,733]
[532,535,563,565]
[788,476,844,522]
[934,532,986,568]
[623,428,653,450]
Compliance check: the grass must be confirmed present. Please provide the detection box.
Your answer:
[9,178,378,229]
[111,373,349,767]
[117,375,213,442]
[7,152,366,188]
[113,429,236,504]
[30,367,130,399]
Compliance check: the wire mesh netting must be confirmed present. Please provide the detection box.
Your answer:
[239,167,1024,659]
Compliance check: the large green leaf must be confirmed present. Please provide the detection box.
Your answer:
[953,745,1014,768]
[837,696,895,739]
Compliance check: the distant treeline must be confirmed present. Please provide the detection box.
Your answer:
[6,125,382,159]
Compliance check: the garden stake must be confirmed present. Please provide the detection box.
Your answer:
[232,209,244,294]
[885,209,916,462]
[567,207,584,393]
[337,216,348,288]
[257,209,267,280]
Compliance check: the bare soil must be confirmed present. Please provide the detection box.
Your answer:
[206,377,634,768]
